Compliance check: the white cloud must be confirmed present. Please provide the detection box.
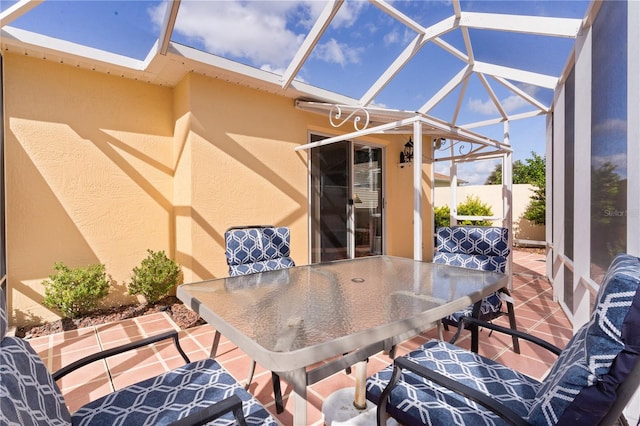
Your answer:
[150,1,320,69]
[293,1,330,28]
[468,97,498,115]
[590,118,628,177]
[434,161,451,176]
[383,28,416,47]
[592,118,627,136]
[520,84,539,96]
[435,158,499,186]
[314,38,363,66]
[467,84,541,115]
[501,94,529,112]
[457,159,501,185]
[332,1,368,28]
[149,0,368,70]
[403,28,416,44]
[592,152,627,177]
[260,64,284,75]
[369,100,388,108]
[468,94,529,115]
[149,4,168,28]
[384,30,400,47]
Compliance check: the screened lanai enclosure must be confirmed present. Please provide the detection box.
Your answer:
[1,0,639,420]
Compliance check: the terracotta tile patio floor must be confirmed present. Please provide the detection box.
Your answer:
[27,249,571,425]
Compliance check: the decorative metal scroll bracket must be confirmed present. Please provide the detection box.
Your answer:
[329,105,370,131]
[434,138,472,156]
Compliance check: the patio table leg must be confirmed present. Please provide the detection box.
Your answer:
[354,361,368,409]
[288,367,308,426]
[210,330,221,358]
[470,300,482,353]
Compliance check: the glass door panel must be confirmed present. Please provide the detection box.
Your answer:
[353,145,383,257]
[311,140,350,263]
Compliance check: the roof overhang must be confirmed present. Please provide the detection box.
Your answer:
[0,25,359,107]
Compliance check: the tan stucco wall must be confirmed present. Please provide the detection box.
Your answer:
[3,53,434,326]
[4,54,175,325]
[384,159,434,261]
[175,73,313,281]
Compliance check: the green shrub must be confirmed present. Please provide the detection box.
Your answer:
[42,262,110,318]
[457,195,494,226]
[434,195,494,229]
[434,205,451,229]
[524,186,546,225]
[129,250,182,303]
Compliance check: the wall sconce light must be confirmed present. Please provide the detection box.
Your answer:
[399,137,414,165]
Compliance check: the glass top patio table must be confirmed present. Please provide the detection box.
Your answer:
[177,255,508,424]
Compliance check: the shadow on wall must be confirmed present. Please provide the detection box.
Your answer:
[109,278,139,305]
[12,309,45,330]
[513,215,545,243]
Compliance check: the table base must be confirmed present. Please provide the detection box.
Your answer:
[322,388,399,426]
[322,388,375,425]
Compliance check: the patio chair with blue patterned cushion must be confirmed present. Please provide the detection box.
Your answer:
[225,225,295,277]
[0,284,277,426]
[211,225,295,414]
[434,226,520,353]
[367,253,640,426]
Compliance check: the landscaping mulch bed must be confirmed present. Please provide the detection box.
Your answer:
[16,296,205,339]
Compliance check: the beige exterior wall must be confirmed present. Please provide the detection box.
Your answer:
[3,53,432,326]
[385,162,434,260]
[176,73,313,282]
[5,55,175,325]
[434,184,545,242]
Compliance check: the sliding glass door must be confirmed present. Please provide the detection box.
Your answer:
[310,135,383,263]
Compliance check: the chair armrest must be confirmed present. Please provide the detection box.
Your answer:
[168,394,246,426]
[457,316,562,355]
[393,356,530,426]
[52,330,190,381]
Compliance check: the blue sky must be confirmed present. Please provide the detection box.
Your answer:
[3,0,590,183]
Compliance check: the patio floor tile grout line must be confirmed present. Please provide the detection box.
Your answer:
[91,325,117,394]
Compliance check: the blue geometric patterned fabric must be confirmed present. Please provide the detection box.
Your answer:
[528,253,640,425]
[367,253,640,426]
[1,288,72,425]
[366,339,540,426]
[0,286,276,426]
[433,252,508,274]
[436,226,510,257]
[1,336,72,425]
[433,226,510,324]
[72,358,277,425]
[225,226,295,276]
